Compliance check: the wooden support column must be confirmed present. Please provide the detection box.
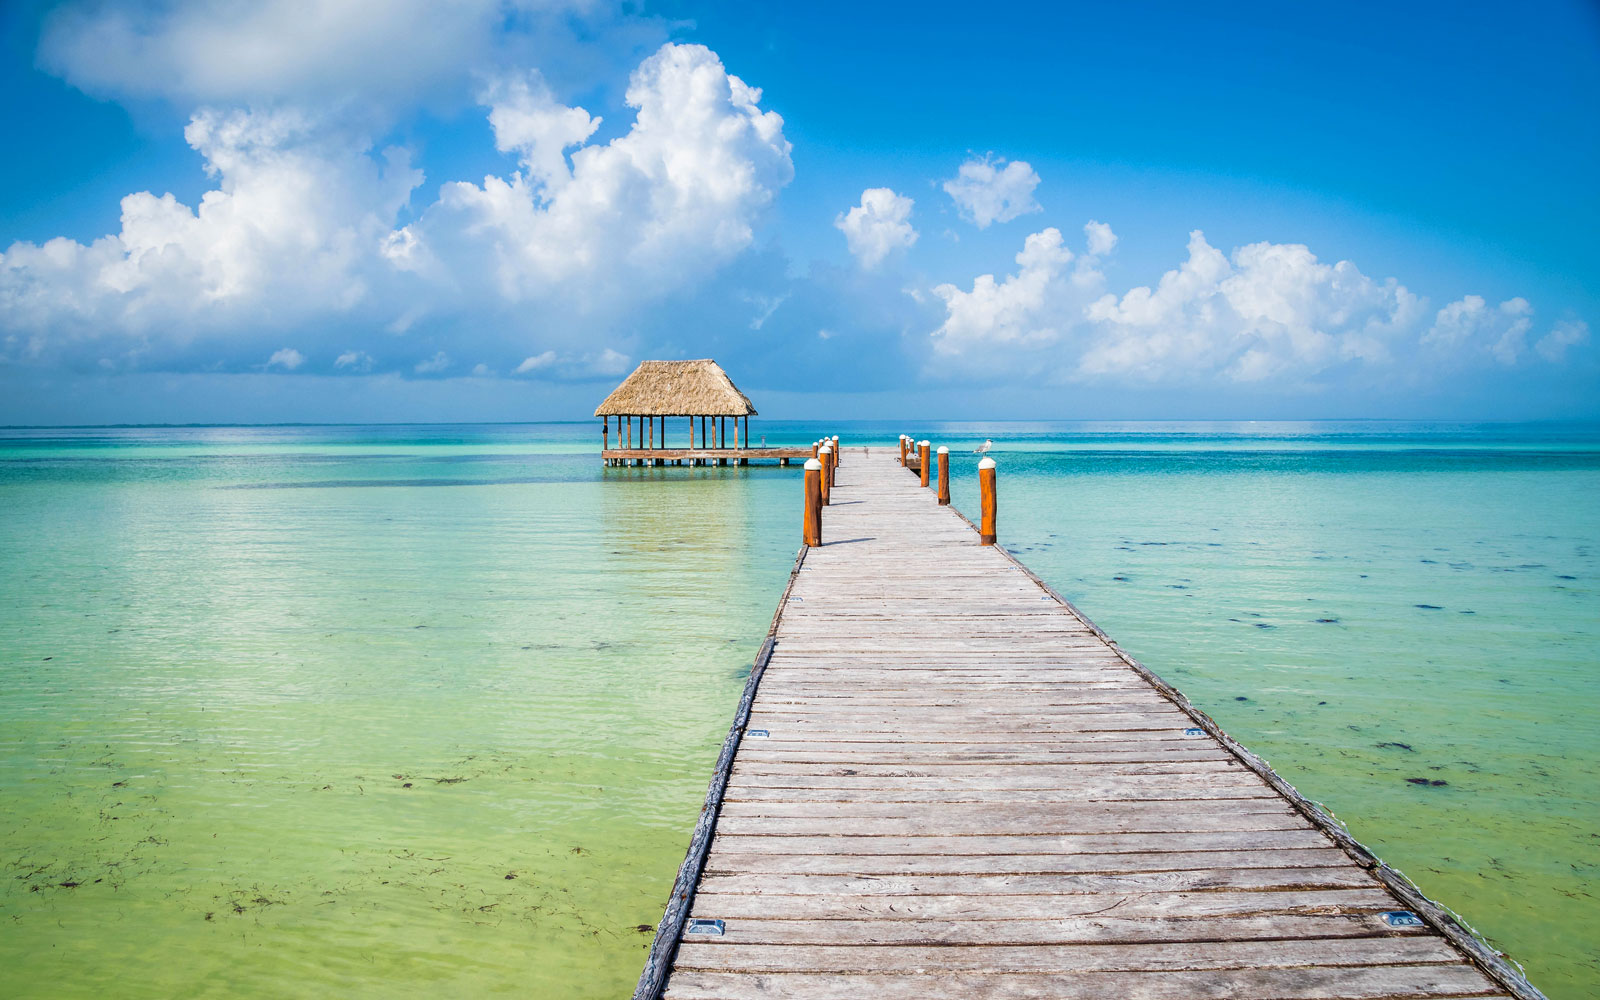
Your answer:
[802,459,822,546]
[819,445,833,505]
[937,446,950,505]
[899,435,908,466]
[979,456,997,545]
[602,417,609,458]
[919,440,931,488]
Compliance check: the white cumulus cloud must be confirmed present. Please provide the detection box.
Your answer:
[835,188,917,268]
[1084,220,1117,257]
[1422,295,1533,365]
[514,351,557,374]
[1535,319,1590,362]
[408,43,793,308]
[0,106,420,364]
[0,42,791,379]
[36,0,621,115]
[1083,234,1423,381]
[483,71,602,190]
[932,226,1433,383]
[267,347,305,370]
[943,155,1042,228]
[414,351,450,374]
[931,224,1116,368]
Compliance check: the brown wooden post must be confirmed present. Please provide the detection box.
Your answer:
[803,459,822,545]
[937,446,950,505]
[899,435,908,466]
[819,445,832,505]
[811,440,820,460]
[733,415,740,450]
[831,435,840,468]
[602,417,609,456]
[648,415,654,450]
[919,441,931,487]
[978,457,997,545]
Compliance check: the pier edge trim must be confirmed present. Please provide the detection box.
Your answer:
[632,543,809,1000]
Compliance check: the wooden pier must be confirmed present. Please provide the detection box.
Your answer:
[637,446,1541,1000]
[603,447,812,467]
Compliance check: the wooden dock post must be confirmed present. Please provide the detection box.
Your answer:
[831,435,840,467]
[802,458,822,545]
[936,445,950,504]
[978,455,997,545]
[819,445,833,505]
[919,440,931,487]
[899,435,908,466]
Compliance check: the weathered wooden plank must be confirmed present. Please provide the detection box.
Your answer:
[744,715,1193,733]
[663,964,1496,1000]
[716,798,1297,820]
[723,769,1270,788]
[732,752,1241,768]
[695,865,1374,893]
[712,806,1309,838]
[678,912,1430,946]
[737,732,1218,747]
[701,851,1361,879]
[672,935,1463,973]
[689,888,1396,921]
[706,828,1335,856]
[722,786,1279,805]
[733,755,1237,770]
[726,767,1266,784]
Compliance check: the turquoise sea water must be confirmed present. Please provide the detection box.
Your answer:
[2,421,1596,997]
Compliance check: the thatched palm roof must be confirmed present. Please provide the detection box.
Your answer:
[593,360,757,417]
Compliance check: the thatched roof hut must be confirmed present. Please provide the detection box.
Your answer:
[593,359,756,417]
[595,360,765,463]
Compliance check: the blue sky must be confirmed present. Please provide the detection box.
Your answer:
[1,0,1596,424]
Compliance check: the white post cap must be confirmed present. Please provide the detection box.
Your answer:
[831,435,839,441]
[978,456,996,470]
[937,446,948,455]
[804,458,822,470]
[919,439,930,447]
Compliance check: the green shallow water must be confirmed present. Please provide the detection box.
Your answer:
[2,421,1596,997]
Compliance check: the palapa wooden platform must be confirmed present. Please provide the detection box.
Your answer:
[603,447,812,466]
[636,447,1541,1000]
